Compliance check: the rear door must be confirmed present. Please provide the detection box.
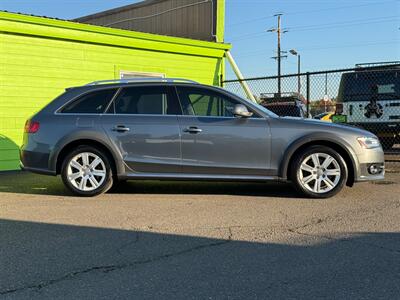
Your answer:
[176,86,271,176]
[101,85,182,173]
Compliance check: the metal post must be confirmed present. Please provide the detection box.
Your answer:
[225,51,257,103]
[306,72,310,117]
[297,55,301,94]
[324,72,328,112]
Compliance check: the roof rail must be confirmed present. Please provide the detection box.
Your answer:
[355,61,400,68]
[85,77,199,86]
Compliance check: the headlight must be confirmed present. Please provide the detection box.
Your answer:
[357,137,381,149]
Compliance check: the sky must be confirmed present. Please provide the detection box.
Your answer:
[1,0,399,79]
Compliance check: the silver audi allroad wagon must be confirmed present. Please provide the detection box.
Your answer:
[20,78,385,198]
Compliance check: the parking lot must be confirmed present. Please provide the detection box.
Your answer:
[0,171,399,299]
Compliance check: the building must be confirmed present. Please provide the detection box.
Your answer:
[75,0,224,42]
[0,0,229,171]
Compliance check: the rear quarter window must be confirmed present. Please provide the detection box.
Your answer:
[61,89,117,114]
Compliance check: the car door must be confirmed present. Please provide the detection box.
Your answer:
[176,85,272,176]
[101,85,182,174]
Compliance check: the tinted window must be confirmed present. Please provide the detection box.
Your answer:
[177,87,242,117]
[110,86,180,115]
[338,70,400,102]
[62,89,117,114]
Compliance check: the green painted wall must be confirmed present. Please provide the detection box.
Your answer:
[0,11,230,171]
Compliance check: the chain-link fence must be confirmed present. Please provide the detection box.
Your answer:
[223,64,400,171]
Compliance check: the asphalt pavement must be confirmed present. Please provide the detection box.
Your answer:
[0,171,399,299]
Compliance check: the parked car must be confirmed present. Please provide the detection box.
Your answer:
[259,93,310,118]
[336,65,400,149]
[21,78,384,198]
[314,112,334,122]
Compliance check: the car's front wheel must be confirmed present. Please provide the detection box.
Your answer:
[290,145,348,198]
[61,146,114,196]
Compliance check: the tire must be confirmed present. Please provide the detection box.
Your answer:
[290,145,348,198]
[61,146,114,196]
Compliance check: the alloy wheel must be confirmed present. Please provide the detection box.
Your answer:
[67,152,106,192]
[298,152,341,194]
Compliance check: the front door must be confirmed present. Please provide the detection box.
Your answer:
[176,86,271,176]
[101,85,181,173]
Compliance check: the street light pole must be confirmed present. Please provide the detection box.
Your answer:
[297,54,301,94]
[289,49,301,94]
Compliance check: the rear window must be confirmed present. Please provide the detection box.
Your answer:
[338,70,400,102]
[61,89,117,114]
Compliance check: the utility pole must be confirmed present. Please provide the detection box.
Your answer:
[268,14,287,97]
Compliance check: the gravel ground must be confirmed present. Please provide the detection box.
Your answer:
[0,171,399,299]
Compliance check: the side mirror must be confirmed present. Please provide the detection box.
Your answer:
[233,104,253,118]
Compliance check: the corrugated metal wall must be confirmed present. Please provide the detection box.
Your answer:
[75,0,217,41]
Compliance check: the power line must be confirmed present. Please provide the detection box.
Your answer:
[228,16,400,41]
[226,0,398,27]
[290,17,400,32]
[234,40,400,59]
[287,15,399,30]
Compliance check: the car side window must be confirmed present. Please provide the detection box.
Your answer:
[177,86,245,117]
[109,86,180,115]
[61,89,117,114]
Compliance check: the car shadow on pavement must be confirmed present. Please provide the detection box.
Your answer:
[0,219,399,299]
[0,171,301,198]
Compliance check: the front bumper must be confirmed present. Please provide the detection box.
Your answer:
[356,162,385,182]
[354,147,385,182]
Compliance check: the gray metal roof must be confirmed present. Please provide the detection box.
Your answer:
[74,0,217,42]
[73,0,169,21]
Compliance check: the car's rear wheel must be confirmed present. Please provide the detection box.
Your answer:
[61,146,113,196]
[290,145,348,198]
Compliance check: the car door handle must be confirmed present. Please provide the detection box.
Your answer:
[112,125,130,132]
[183,127,202,134]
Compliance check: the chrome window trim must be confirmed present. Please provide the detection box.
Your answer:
[101,113,180,117]
[176,115,266,120]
